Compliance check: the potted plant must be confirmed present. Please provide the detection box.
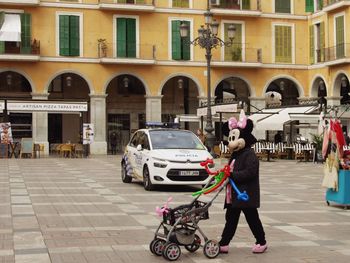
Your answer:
[311,133,323,163]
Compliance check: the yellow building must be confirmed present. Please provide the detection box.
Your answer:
[0,0,350,154]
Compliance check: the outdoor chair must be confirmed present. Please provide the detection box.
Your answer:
[74,144,84,158]
[60,144,72,158]
[0,143,9,158]
[276,143,288,159]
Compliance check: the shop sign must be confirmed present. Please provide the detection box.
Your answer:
[7,101,88,112]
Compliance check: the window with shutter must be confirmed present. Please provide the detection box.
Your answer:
[305,0,314,12]
[335,16,345,59]
[173,0,189,8]
[275,0,291,13]
[275,25,292,63]
[126,18,136,58]
[20,13,31,54]
[69,16,79,56]
[320,22,325,61]
[116,17,137,58]
[224,23,242,62]
[171,20,181,60]
[309,25,314,64]
[59,15,70,56]
[242,0,250,10]
[59,15,80,56]
[181,21,190,60]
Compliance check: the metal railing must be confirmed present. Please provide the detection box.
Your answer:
[315,43,350,63]
[323,0,350,7]
[212,0,259,11]
[97,40,155,60]
[0,39,40,56]
[212,47,262,63]
[99,0,154,5]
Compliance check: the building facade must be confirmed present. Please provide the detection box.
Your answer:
[1,0,350,154]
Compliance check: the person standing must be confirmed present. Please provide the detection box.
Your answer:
[110,131,118,155]
[219,112,267,254]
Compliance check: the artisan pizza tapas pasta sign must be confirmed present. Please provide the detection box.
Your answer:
[2,101,88,112]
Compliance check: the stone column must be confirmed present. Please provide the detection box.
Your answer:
[89,94,107,154]
[326,96,341,107]
[145,95,162,122]
[31,93,49,156]
[249,97,266,140]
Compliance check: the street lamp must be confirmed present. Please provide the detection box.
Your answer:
[179,3,236,154]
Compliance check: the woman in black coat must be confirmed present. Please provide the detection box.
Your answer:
[219,114,267,254]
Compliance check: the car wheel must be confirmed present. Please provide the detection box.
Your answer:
[121,161,132,183]
[143,166,155,191]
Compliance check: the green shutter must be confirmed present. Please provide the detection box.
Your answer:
[181,0,189,8]
[126,18,136,58]
[320,22,325,61]
[224,24,230,61]
[242,0,250,10]
[181,21,190,60]
[275,25,292,63]
[0,12,5,29]
[20,13,31,54]
[336,16,345,59]
[319,0,323,10]
[173,0,180,7]
[117,18,127,58]
[69,16,80,56]
[0,12,4,54]
[232,24,242,61]
[305,0,314,12]
[171,20,181,60]
[309,25,314,64]
[59,15,70,56]
[0,41,4,54]
[276,0,290,13]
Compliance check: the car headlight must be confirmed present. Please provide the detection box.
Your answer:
[154,162,167,168]
[153,157,168,168]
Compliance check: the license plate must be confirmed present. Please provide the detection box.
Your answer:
[179,171,199,176]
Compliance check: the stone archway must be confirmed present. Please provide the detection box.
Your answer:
[0,71,33,139]
[265,78,300,107]
[333,73,350,105]
[311,77,327,108]
[106,74,146,154]
[161,76,199,131]
[47,73,90,145]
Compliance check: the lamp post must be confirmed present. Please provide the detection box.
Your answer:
[179,2,236,154]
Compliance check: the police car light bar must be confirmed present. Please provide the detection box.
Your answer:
[145,122,180,129]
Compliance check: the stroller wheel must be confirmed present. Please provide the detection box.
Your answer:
[150,238,165,256]
[162,243,181,261]
[184,234,201,252]
[203,240,220,259]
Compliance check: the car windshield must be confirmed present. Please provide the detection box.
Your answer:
[149,130,206,150]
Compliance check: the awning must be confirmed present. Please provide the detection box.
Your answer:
[0,14,21,42]
[256,106,317,131]
[248,108,282,125]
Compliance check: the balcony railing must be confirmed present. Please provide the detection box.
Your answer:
[99,0,154,5]
[323,0,350,11]
[211,0,260,11]
[0,39,40,56]
[324,0,350,7]
[316,44,350,63]
[0,0,39,5]
[212,48,262,65]
[98,40,155,63]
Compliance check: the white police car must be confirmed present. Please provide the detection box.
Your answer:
[121,127,213,191]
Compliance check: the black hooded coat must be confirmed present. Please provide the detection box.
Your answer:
[223,119,260,209]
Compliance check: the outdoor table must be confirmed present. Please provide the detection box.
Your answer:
[260,147,274,162]
[284,146,294,159]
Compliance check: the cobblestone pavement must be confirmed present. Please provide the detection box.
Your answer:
[0,156,349,263]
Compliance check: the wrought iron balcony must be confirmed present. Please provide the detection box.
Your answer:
[212,47,262,67]
[0,39,40,61]
[315,44,350,64]
[98,39,155,64]
[210,0,261,16]
[0,0,39,5]
[99,0,155,11]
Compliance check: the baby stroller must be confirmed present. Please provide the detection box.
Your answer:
[150,159,243,261]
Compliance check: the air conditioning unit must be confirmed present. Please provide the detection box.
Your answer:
[210,0,220,6]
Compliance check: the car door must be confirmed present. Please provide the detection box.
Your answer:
[126,131,140,178]
[134,131,150,178]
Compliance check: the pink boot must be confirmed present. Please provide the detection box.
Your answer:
[252,243,267,253]
[219,245,229,254]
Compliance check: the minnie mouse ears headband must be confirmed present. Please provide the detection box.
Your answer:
[228,110,247,130]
